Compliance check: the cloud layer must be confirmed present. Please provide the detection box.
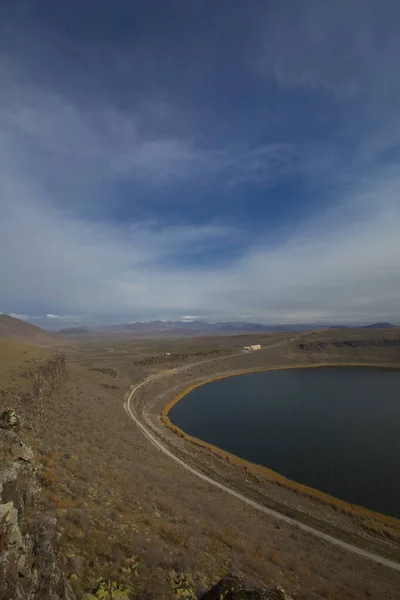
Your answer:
[1,1,400,326]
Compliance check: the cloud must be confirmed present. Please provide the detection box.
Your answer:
[1,157,399,324]
[2,82,204,187]
[1,2,400,325]
[181,316,204,322]
[9,313,29,320]
[255,1,400,101]
[0,62,291,197]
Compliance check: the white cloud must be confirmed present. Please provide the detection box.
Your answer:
[255,1,397,97]
[1,25,400,326]
[181,316,204,322]
[1,158,399,323]
[0,63,290,193]
[9,313,29,320]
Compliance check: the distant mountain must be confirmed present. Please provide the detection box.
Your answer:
[363,322,395,329]
[0,315,66,346]
[58,320,330,336]
[57,326,91,335]
[101,320,310,335]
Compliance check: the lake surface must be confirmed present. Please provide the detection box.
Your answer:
[169,367,400,517]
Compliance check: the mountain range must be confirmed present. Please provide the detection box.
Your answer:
[56,319,396,336]
[0,315,395,343]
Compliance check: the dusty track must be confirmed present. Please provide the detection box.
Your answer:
[124,357,400,573]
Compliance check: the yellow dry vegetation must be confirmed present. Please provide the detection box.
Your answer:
[0,338,50,389]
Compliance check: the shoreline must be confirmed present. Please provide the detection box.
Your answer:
[161,361,400,531]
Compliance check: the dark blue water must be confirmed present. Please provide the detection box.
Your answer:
[169,368,400,517]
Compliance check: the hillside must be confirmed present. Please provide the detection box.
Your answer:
[1,329,400,599]
[0,338,50,391]
[0,314,66,346]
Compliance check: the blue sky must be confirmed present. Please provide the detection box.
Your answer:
[1,0,400,327]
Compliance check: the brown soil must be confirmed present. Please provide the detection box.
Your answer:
[2,328,400,599]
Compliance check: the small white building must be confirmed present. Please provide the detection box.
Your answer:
[243,346,251,352]
[250,344,262,351]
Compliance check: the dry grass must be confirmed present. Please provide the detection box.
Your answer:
[2,333,400,599]
[0,338,50,389]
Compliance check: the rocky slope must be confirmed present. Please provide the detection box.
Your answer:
[0,410,293,600]
[0,408,74,600]
[1,353,68,419]
[2,335,398,599]
[0,401,293,598]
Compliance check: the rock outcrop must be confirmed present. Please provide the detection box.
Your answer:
[0,409,293,600]
[200,575,291,600]
[0,408,20,429]
[29,354,67,409]
[0,409,74,600]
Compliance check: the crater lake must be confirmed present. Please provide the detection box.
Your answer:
[169,367,400,517]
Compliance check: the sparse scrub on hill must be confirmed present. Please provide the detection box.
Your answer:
[299,338,400,351]
[89,366,119,378]
[0,339,50,392]
[23,370,297,597]
[2,336,400,599]
[133,348,227,367]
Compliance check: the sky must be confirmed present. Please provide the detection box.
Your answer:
[1,0,400,327]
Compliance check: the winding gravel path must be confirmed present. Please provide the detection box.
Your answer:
[124,366,400,573]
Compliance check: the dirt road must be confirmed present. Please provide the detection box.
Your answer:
[124,359,400,573]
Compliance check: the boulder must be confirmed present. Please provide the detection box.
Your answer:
[0,408,20,429]
[0,415,75,600]
[10,440,34,462]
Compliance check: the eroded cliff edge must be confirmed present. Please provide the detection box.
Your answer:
[0,407,75,600]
